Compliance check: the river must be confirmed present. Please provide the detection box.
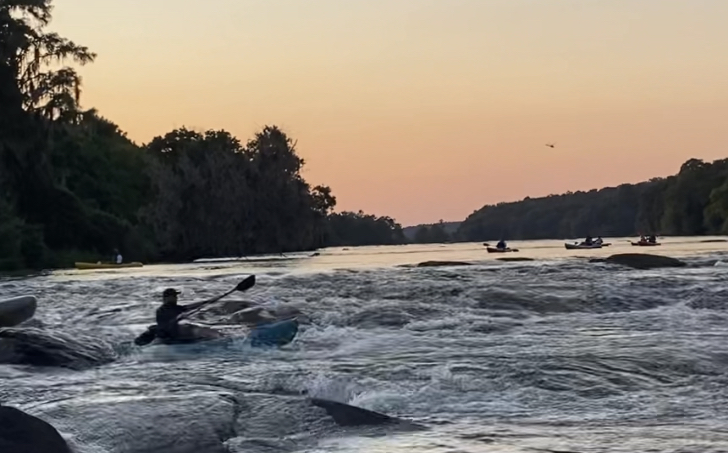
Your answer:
[3,236,728,452]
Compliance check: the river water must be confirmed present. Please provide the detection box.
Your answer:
[3,237,728,452]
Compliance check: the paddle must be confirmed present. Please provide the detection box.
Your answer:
[133,275,256,346]
[177,274,256,321]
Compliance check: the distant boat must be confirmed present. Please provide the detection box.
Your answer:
[486,247,519,253]
[565,243,602,250]
[631,241,661,247]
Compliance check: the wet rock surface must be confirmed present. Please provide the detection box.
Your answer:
[0,327,117,369]
[0,405,71,453]
[601,253,687,270]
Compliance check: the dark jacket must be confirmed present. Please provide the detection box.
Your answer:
[155,304,187,338]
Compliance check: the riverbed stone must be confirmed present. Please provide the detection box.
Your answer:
[0,405,72,453]
[40,393,236,453]
[416,261,472,267]
[602,253,687,270]
[0,327,117,369]
[496,257,534,262]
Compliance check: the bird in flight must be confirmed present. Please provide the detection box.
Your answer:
[545,143,555,148]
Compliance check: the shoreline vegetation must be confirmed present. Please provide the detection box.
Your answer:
[2,2,727,274]
[408,156,728,244]
[0,1,406,273]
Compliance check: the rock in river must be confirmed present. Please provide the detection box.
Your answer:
[600,253,687,270]
[0,405,71,453]
[0,296,37,328]
[0,327,117,369]
[416,261,472,268]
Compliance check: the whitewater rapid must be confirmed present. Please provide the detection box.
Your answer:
[3,240,728,452]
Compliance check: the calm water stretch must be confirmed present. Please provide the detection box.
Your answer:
[4,237,728,452]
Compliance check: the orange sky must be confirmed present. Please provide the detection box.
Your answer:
[51,0,728,226]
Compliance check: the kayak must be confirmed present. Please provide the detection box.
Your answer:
[565,243,602,250]
[75,261,144,270]
[133,318,299,347]
[486,247,519,253]
[0,296,37,328]
[631,241,661,246]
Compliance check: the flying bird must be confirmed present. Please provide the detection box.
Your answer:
[545,143,555,148]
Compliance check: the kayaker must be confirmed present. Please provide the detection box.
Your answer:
[496,239,507,250]
[594,237,603,245]
[155,288,210,340]
[648,235,656,243]
[583,236,593,246]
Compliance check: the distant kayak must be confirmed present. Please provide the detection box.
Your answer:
[565,243,602,250]
[75,261,144,270]
[631,241,661,246]
[486,247,519,253]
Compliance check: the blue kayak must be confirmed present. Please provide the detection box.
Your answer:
[135,318,299,348]
[248,318,299,347]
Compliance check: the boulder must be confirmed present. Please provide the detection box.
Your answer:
[0,327,117,369]
[416,261,472,268]
[310,398,424,430]
[0,405,71,453]
[229,307,275,325]
[40,394,236,453]
[602,253,686,270]
[0,296,37,328]
[496,257,534,262]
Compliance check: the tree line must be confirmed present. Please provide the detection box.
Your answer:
[409,157,728,243]
[0,1,405,271]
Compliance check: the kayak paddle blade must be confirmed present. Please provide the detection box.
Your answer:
[236,275,256,292]
[134,325,157,346]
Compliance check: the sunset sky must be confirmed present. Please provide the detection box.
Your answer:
[51,0,728,226]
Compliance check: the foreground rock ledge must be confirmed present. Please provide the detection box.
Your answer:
[592,253,687,270]
[0,406,71,453]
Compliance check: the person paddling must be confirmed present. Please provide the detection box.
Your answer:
[155,288,210,340]
[496,239,507,250]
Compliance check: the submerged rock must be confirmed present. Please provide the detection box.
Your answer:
[204,299,257,316]
[229,306,275,325]
[310,398,424,429]
[349,307,413,328]
[0,327,117,369]
[602,253,687,270]
[0,405,71,453]
[496,257,534,262]
[41,394,236,453]
[416,261,472,268]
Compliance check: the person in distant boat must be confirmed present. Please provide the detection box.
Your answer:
[594,236,603,246]
[648,235,656,243]
[155,288,209,340]
[496,239,507,250]
[583,235,593,246]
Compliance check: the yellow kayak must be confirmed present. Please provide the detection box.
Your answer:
[74,261,144,270]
